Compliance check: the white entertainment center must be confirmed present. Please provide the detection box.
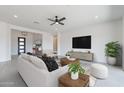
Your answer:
[69,51,94,62]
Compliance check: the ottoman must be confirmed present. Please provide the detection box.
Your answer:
[90,64,108,79]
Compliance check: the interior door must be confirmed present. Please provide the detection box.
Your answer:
[18,37,26,55]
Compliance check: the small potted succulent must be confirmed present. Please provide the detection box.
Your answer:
[68,62,85,80]
[105,41,120,65]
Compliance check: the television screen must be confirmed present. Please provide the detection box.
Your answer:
[72,36,91,49]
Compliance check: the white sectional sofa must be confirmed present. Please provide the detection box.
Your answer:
[17,54,68,87]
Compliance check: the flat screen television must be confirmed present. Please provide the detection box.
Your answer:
[72,35,91,49]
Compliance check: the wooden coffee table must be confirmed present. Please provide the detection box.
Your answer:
[59,73,89,87]
[60,58,80,66]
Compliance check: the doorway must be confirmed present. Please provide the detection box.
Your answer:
[53,35,58,52]
[18,37,26,55]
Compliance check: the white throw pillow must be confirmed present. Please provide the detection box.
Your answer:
[29,55,47,70]
[21,53,30,61]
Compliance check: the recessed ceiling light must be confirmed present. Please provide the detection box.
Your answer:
[55,28,58,30]
[13,15,18,18]
[95,16,99,19]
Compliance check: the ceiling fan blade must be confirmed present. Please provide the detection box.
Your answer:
[59,17,66,21]
[48,18,55,22]
[59,22,64,25]
[50,22,56,25]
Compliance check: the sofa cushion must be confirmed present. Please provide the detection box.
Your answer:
[21,53,30,61]
[29,55,48,70]
[42,56,58,72]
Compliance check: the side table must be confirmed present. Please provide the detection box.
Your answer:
[58,73,89,87]
[60,58,80,66]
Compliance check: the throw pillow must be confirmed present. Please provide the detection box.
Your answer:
[29,55,48,70]
[42,56,58,72]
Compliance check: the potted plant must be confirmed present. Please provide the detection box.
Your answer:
[68,62,85,80]
[105,41,120,65]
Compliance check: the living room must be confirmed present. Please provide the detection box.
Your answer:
[0,5,124,88]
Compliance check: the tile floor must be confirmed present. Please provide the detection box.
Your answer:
[0,56,124,87]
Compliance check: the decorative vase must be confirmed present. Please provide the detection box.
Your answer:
[107,56,116,65]
[71,72,79,80]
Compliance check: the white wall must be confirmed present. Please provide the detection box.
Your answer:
[10,25,53,55]
[122,17,124,70]
[0,19,122,63]
[10,25,53,54]
[59,20,122,63]
[0,21,11,62]
[11,30,44,55]
[11,30,33,55]
[0,21,53,62]
[42,32,53,52]
[9,24,53,53]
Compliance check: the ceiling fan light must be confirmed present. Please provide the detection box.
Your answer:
[55,22,59,24]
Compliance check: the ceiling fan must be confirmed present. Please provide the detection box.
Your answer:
[48,16,66,25]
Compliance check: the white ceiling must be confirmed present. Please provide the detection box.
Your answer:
[0,5,124,33]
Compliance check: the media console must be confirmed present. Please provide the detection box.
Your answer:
[69,51,94,62]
